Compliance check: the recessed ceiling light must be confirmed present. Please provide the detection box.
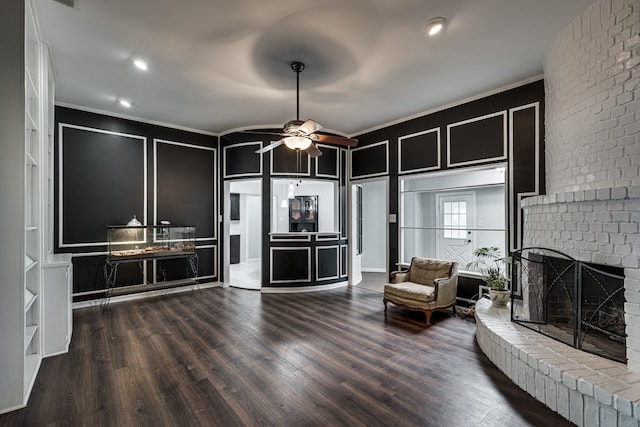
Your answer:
[133,59,148,71]
[423,17,447,36]
[119,99,132,108]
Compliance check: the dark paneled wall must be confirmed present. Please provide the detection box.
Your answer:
[55,107,217,300]
[351,80,545,272]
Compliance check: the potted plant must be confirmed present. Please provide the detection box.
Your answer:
[466,246,510,307]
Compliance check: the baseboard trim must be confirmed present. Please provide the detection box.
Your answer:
[72,281,222,309]
[261,281,348,294]
[361,268,386,273]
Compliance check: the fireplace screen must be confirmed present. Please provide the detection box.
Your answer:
[511,247,626,363]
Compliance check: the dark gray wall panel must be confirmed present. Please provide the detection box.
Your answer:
[316,145,338,177]
[271,248,310,282]
[156,141,215,238]
[448,112,506,166]
[60,126,145,245]
[399,129,439,173]
[317,246,338,280]
[224,142,261,177]
[351,141,388,178]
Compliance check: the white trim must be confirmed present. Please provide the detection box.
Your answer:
[72,281,222,308]
[223,141,263,178]
[55,102,218,137]
[352,75,543,137]
[315,233,340,241]
[508,102,540,252]
[446,111,507,168]
[340,149,348,240]
[261,281,348,294]
[316,245,340,281]
[340,244,348,278]
[398,127,441,174]
[349,140,389,180]
[269,233,312,242]
[154,138,217,241]
[154,138,216,152]
[269,142,312,177]
[361,268,386,273]
[315,144,340,179]
[270,247,311,283]
[58,123,147,248]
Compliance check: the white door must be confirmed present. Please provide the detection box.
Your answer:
[436,193,475,265]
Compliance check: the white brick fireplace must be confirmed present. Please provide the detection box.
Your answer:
[475,0,640,425]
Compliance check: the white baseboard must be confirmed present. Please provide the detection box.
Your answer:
[73,281,222,309]
[361,268,386,273]
[261,281,348,294]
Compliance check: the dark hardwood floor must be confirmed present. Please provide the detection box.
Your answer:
[1,286,572,426]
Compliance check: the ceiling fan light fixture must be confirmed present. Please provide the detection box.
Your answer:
[424,17,447,36]
[283,136,312,150]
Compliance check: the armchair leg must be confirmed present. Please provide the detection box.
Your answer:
[424,309,432,326]
[383,298,388,316]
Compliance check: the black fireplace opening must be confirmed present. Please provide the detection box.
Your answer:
[511,247,626,363]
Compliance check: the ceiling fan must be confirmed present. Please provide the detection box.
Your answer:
[251,61,358,158]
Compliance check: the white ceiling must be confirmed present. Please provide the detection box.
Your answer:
[34,0,595,136]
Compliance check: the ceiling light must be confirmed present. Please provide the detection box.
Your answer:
[283,136,312,150]
[119,99,131,108]
[424,17,447,36]
[133,59,148,71]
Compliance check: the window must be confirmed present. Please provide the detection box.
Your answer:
[399,165,506,269]
[443,201,467,239]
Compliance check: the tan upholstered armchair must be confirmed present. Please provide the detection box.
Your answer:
[383,257,458,326]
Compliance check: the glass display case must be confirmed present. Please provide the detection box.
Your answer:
[107,225,196,261]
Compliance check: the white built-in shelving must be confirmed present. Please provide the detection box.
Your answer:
[1,1,71,414]
[22,0,43,399]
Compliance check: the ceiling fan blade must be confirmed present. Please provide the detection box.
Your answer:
[298,119,323,135]
[306,143,323,158]
[255,140,284,154]
[242,130,288,137]
[310,134,358,147]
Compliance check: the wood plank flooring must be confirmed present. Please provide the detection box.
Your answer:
[0,286,572,426]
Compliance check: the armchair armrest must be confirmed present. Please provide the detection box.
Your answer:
[390,270,409,284]
[433,263,458,304]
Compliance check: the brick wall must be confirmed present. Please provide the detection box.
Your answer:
[544,0,640,195]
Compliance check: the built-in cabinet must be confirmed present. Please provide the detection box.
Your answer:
[42,257,72,356]
[0,0,71,414]
[23,0,43,402]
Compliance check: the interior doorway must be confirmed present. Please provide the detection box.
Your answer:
[224,179,262,290]
[350,178,388,293]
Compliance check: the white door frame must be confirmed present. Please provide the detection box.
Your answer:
[349,177,389,286]
[223,179,262,288]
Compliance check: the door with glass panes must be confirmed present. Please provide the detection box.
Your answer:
[436,192,475,265]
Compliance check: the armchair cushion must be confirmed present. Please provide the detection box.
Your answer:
[383,282,435,303]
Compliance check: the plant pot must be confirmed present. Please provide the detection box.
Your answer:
[488,289,510,307]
